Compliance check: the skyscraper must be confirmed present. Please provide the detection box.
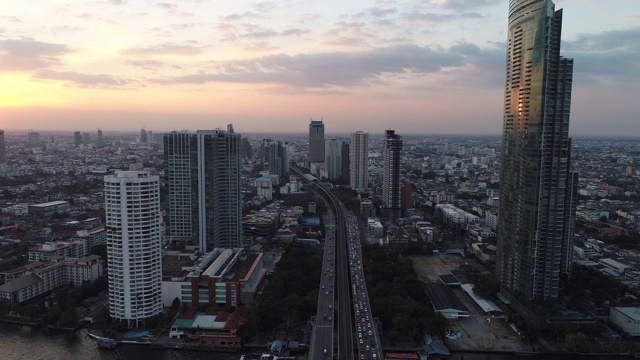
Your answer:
[308,120,325,171]
[268,140,289,182]
[164,130,242,251]
[0,130,5,164]
[97,129,103,147]
[341,141,350,185]
[74,131,82,147]
[325,138,344,181]
[104,171,162,327]
[83,132,90,146]
[496,0,577,300]
[382,130,402,223]
[241,138,253,158]
[28,131,40,145]
[140,129,148,144]
[350,131,369,191]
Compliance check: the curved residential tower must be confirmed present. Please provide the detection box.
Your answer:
[105,171,163,327]
[496,0,577,300]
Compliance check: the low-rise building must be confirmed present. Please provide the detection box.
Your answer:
[610,307,640,337]
[162,248,265,309]
[0,255,103,304]
[28,200,70,218]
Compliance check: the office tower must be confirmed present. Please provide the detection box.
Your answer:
[341,142,350,184]
[382,130,402,223]
[147,131,154,144]
[308,120,325,171]
[104,171,162,327]
[74,131,82,147]
[83,132,90,145]
[268,141,289,182]
[0,130,5,164]
[258,138,272,163]
[350,131,369,191]
[28,131,40,145]
[496,0,577,300]
[325,138,344,181]
[164,129,242,251]
[241,138,253,159]
[140,129,148,144]
[97,129,103,147]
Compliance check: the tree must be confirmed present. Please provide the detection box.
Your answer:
[172,297,181,310]
[473,275,499,298]
[59,308,79,328]
[565,333,592,352]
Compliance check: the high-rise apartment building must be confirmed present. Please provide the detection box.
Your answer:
[74,131,82,147]
[0,130,5,164]
[140,129,148,144]
[308,120,325,171]
[97,129,103,147]
[325,138,344,181]
[341,141,350,184]
[382,130,402,223]
[496,0,577,300]
[28,131,40,145]
[83,132,90,146]
[350,131,369,191]
[164,130,242,251]
[241,138,253,159]
[104,171,162,327]
[268,140,289,182]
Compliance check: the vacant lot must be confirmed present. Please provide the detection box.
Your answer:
[410,254,529,352]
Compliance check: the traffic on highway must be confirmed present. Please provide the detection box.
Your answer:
[345,209,382,360]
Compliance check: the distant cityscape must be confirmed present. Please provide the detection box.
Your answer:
[1,0,640,359]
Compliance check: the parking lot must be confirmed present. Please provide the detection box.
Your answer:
[411,254,529,352]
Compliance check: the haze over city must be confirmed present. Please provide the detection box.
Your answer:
[0,0,639,136]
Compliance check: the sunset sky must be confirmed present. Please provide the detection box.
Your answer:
[0,0,638,136]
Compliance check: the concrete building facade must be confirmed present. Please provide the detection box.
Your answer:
[104,171,163,327]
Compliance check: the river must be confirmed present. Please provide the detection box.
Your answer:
[0,323,246,360]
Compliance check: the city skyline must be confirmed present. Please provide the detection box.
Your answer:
[0,1,638,136]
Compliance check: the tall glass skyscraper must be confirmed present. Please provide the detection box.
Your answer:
[164,130,243,251]
[308,120,325,164]
[496,0,578,300]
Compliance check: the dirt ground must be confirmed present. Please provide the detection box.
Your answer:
[410,254,530,352]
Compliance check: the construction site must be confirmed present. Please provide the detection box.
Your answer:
[411,253,530,352]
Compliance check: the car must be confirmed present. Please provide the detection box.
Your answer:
[368,330,372,336]
[326,291,329,295]
[329,304,332,309]
[366,345,370,351]
[368,323,371,328]
[324,349,327,355]
[361,355,365,360]
[372,354,377,359]
[359,339,363,344]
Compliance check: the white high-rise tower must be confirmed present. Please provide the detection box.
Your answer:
[104,171,162,327]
